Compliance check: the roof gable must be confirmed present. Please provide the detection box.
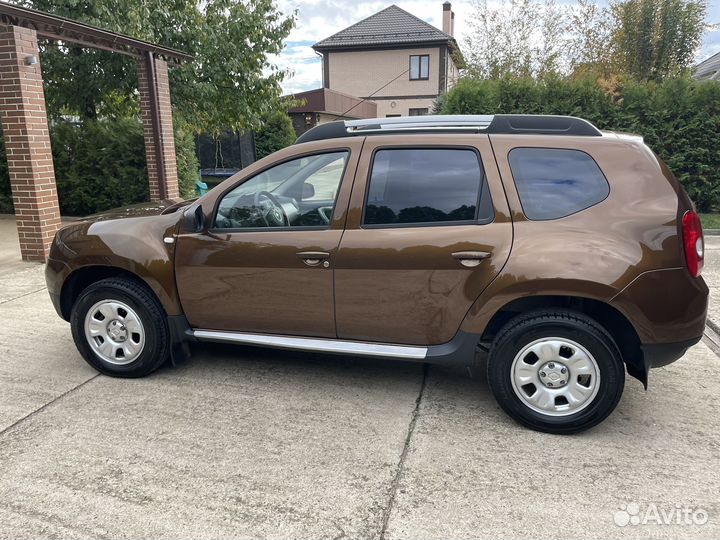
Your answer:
[313,5,452,51]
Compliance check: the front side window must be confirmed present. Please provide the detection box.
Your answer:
[508,148,609,220]
[215,151,348,229]
[364,148,490,226]
[410,54,429,80]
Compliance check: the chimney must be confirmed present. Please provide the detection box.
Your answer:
[442,2,454,36]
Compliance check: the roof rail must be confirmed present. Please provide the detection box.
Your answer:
[295,114,602,144]
[345,115,494,133]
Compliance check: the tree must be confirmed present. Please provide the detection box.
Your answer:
[462,0,707,81]
[254,110,297,159]
[17,0,295,133]
[567,0,614,76]
[463,0,608,79]
[610,0,707,81]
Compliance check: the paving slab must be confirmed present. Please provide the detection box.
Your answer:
[0,344,423,539]
[0,289,97,433]
[703,236,720,325]
[0,215,37,273]
[384,342,720,540]
[0,264,48,304]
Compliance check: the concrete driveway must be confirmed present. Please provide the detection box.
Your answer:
[0,218,719,539]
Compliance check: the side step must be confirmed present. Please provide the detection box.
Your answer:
[191,330,428,360]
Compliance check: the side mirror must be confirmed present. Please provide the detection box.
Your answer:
[302,182,315,200]
[183,204,205,232]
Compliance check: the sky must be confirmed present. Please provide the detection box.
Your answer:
[270,0,720,95]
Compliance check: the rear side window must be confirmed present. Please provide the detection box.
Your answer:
[364,148,492,226]
[508,148,609,220]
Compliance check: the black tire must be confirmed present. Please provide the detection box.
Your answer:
[70,277,170,378]
[487,309,625,434]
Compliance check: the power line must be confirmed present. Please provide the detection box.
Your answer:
[332,68,410,120]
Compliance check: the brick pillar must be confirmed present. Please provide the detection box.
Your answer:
[0,24,60,263]
[138,54,179,201]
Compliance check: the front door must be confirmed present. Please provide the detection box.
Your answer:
[175,141,362,338]
[334,136,513,345]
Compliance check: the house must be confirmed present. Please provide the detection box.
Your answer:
[287,88,377,136]
[311,2,463,118]
[694,51,720,81]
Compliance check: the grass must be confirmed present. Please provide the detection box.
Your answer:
[700,213,720,230]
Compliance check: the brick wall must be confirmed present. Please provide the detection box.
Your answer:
[0,24,60,262]
[138,55,179,201]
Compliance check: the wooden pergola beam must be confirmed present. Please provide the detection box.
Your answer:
[0,2,192,64]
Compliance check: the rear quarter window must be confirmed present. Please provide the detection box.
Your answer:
[508,148,609,220]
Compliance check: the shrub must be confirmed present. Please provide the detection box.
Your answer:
[50,119,149,216]
[0,117,200,216]
[254,110,297,159]
[174,120,200,199]
[442,76,720,211]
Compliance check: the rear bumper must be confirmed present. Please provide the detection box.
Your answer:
[611,268,707,387]
[624,336,702,389]
[642,336,702,369]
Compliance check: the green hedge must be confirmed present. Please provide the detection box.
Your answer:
[0,118,198,216]
[254,110,297,160]
[442,77,720,211]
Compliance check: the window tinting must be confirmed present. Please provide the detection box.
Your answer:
[364,149,487,226]
[508,148,609,221]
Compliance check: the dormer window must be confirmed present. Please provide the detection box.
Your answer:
[409,55,429,80]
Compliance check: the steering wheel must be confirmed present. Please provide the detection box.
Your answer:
[253,190,288,226]
[317,206,333,225]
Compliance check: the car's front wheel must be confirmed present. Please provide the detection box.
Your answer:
[70,277,170,377]
[487,310,625,434]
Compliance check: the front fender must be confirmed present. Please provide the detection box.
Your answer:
[52,212,184,316]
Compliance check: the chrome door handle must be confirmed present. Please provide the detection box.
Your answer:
[297,251,330,267]
[452,251,491,268]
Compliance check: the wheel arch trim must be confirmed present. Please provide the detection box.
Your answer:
[58,263,180,321]
[464,290,647,386]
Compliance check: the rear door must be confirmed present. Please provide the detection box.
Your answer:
[334,135,512,346]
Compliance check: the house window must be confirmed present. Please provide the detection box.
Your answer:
[409,54,429,80]
[386,114,401,117]
[408,108,429,116]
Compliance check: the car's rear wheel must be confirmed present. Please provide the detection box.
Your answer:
[70,277,169,377]
[487,310,625,434]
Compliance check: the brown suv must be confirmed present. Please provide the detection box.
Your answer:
[45,115,708,433]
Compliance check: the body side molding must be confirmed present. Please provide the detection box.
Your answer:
[191,330,429,359]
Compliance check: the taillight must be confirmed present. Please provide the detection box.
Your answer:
[682,211,704,277]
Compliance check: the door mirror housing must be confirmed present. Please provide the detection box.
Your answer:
[183,203,205,232]
[302,182,315,200]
